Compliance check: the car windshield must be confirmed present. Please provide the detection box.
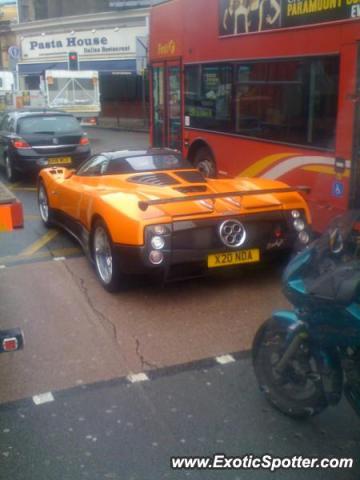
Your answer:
[17,115,82,135]
[105,154,191,174]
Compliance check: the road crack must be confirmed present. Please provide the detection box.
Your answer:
[62,261,158,371]
[62,262,119,345]
[135,338,158,370]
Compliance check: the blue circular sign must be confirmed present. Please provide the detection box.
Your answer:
[8,46,20,60]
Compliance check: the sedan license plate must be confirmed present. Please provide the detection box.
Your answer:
[208,249,260,268]
[48,157,72,165]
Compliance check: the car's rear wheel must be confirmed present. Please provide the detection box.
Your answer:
[92,219,121,292]
[193,146,216,178]
[4,154,17,183]
[37,181,53,227]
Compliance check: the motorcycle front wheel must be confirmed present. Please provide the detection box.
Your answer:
[252,319,328,418]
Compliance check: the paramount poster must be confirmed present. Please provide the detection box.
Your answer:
[219,0,360,35]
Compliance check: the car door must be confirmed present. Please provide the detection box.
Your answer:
[55,154,108,227]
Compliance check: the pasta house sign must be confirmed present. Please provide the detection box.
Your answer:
[21,26,147,59]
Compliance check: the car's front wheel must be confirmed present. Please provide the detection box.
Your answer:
[4,154,17,183]
[92,219,122,292]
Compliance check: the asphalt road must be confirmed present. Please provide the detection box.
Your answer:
[0,127,358,479]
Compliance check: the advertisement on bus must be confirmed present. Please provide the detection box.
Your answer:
[218,0,360,35]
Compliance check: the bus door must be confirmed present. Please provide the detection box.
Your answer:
[151,61,182,150]
[350,44,360,209]
[166,61,182,150]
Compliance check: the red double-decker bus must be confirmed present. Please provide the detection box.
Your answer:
[149,0,360,232]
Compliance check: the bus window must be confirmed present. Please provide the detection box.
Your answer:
[185,63,233,133]
[234,58,339,149]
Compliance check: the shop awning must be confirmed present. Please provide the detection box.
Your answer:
[18,59,137,75]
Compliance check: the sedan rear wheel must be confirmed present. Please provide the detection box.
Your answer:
[92,220,121,292]
[4,155,16,183]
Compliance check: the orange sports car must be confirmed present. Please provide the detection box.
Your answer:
[37,148,311,291]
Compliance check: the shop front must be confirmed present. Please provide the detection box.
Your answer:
[13,10,149,124]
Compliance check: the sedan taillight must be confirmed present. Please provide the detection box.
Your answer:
[12,138,31,149]
[79,136,90,146]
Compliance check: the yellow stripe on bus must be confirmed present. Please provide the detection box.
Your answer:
[238,153,296,178]
[302,165,350,177]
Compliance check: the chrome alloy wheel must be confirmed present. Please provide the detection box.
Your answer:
[38,184,49,223]
[94,226,113,285]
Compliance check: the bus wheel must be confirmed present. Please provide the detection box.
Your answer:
[193,147,216,178]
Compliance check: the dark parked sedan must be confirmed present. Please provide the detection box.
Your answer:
[0,109,91,182]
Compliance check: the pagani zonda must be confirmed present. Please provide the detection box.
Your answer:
[38,148,311,291]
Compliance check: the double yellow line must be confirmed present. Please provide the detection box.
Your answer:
[0,246,82,266]
[8,182,37,192]
[20,229,59,256]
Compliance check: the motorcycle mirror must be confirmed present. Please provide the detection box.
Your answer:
[329,228,344,254]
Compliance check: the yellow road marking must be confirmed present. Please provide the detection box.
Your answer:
[0,247,82,265]
[19,229,59,256]
[10,187,37,192]
[7,182,21,189]
[25,214,41,221]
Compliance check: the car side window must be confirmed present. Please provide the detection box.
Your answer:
[77,155,108,176]
[8,118,15,133]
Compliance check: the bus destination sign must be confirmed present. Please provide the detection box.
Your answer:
[219,0,360,35]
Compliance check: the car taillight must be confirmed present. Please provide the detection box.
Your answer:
[79,136,90,145]
[12,138,30,149]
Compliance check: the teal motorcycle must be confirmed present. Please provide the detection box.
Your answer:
[253,211,360,418]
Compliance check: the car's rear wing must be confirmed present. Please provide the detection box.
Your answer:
[138,186,311,211]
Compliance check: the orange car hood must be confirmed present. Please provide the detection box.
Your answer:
[97,170,288,220]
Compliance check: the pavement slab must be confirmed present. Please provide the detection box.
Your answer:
[0,358,358,480]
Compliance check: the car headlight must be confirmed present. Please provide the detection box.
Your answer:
[291,210,301,219]
[149,250,164,265]
[153,224,168,235]
[151,235,165,250]
[294,219,305,232]
[298,231,310,244]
